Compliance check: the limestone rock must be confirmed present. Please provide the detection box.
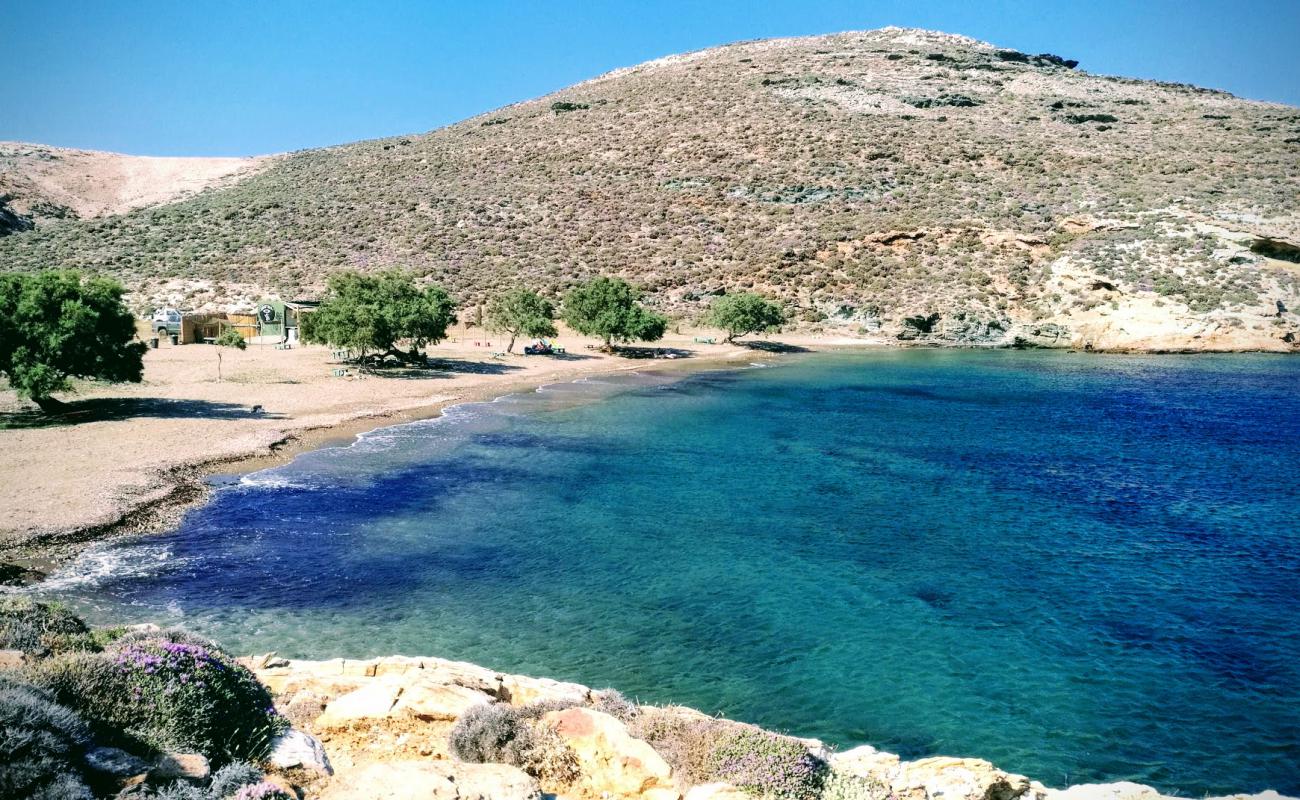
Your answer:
[268,729,333,774]
[316,678,404,727]
[393,679,493,721]
[0,649,27,669]
[317,760,540,800]
[684,783,751,800]
[890,757,1031,800]
[543,706,679,800]
[502,674,590,706]
[84,746,150,778]
[1042,782,1168,800]
[149,752,210,783]
[831,743,902,780]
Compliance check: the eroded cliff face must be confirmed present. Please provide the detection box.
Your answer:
[243,654,1297,800]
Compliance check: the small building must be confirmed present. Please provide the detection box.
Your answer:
[254,299,320,343]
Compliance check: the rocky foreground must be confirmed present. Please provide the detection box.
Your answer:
[242,653,1296,800]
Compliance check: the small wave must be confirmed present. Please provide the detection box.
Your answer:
[239,472,313,490]
[34,542,178,592]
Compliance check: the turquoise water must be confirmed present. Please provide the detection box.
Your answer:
[41,351,1300,796]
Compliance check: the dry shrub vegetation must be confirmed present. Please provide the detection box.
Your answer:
[1,28,1298,341]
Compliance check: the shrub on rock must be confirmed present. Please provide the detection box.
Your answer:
[631,707,828,799]
[30,629,286,763]
[0,596,95,656]
[706,726,828,800]
[450,702,579,786]
[208,760,264,797]
[0,676,95,800]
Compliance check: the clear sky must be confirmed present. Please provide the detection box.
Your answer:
[4,0,1298,157]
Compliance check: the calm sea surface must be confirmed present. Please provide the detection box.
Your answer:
[41,351,1300,795]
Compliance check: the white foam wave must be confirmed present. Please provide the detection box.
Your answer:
[34,542,178,592]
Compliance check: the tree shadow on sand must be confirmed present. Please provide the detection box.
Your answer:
[0,398,286,430]
[613,346,695,360]
[739,340,810,353]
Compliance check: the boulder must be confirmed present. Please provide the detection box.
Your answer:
[502,674,590,706]
[0,649,26,669]
[890,757,1032,800]
[84,746,150,778]
[149,752,210,783]
[543,706,679,800]
[684,784,751,800]
[268,729,333,774]
[393,679,493,721]
[831,743,901,780]
[1042,783,1167,800]
[316,678,404,727]
[317,760,540,800]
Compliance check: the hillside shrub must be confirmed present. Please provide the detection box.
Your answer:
[821,770,891,800]
[591,688,639,723]
[449,702,579,785]
[0,677,94,800]
[0,596,95,657]
[706,725,828,799]
[209,760,264,798]
[30,630,285,763]
[629,708,828,798]
[231,782,294,800]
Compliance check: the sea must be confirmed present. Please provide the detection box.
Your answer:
[35,350,1300,796]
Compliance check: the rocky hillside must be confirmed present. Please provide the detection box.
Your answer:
[2,28,1298,350]
[0,141,267,228]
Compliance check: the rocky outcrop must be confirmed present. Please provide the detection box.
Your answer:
[543,707,680,800]
[248,655,1296,800]
[317,760,540,800]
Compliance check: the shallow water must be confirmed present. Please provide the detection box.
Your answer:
[40,351,1300,795]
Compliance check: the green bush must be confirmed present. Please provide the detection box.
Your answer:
[0,676,95,800]
[0,596,95,657]
[215,329,247,350]
[30,630,285,764]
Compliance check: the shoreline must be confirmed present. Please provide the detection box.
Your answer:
[3,340,1293,582]
[0,341,792,579]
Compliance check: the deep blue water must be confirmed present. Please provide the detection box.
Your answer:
[40,351,1300,796]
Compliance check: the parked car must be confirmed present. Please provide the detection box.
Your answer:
[151,308,183,336]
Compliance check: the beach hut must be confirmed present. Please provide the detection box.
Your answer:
[254,299,320,343]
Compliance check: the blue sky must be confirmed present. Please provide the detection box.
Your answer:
[4,0,1298,156]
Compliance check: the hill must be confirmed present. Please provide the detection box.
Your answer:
[2,27,1298,350]
[0,141,268,227]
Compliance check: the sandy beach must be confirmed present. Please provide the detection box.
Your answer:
[0,328,859,570]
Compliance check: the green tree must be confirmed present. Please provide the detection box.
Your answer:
[562,277,667,351]
[485,288,557,353]
[300,270,455,364]
[0,271,147,413]
[215,328,247,349]
[704,292,786,342]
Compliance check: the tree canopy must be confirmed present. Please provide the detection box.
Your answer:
[485,288,557,353]
[562,277,667,350]
[0,270,147,412]
[300,270,455,363]
[704,292,786,342]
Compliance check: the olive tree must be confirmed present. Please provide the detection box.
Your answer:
[0,271,147,413]
[704,292,786,342]
[300,270,455,364]
[562,277,667,351]
[485,288,557,353]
